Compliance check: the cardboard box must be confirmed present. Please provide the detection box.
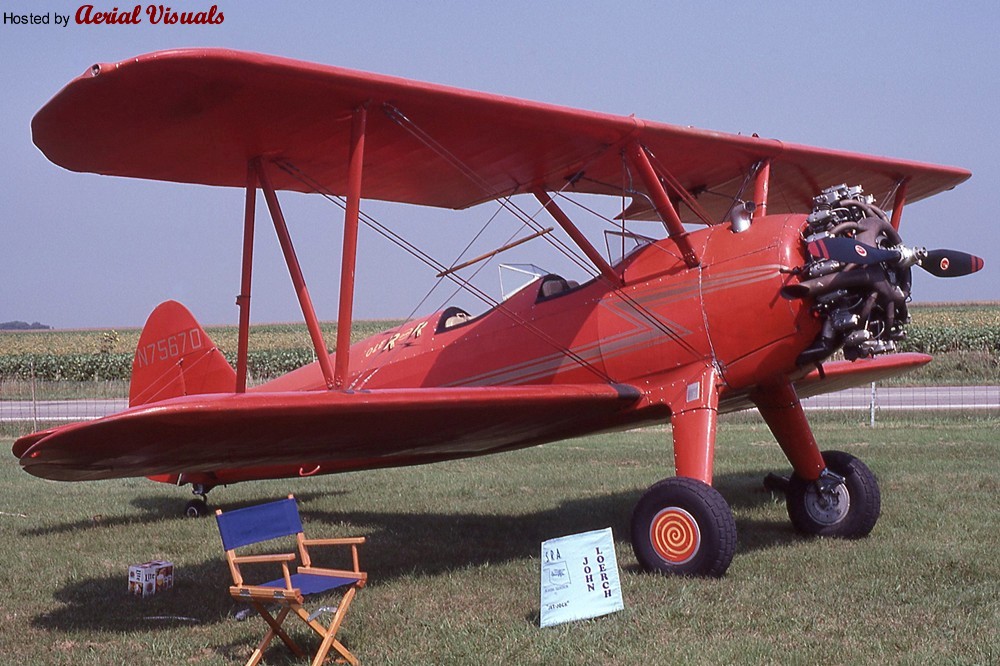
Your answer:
[128,560,174,598]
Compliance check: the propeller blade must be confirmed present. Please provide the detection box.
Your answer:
[919,249,985,277]
[807,237,899,265]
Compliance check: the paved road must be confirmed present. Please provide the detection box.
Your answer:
[1,386,997,423]
[1,399,127,422]
[802,385,1000,411]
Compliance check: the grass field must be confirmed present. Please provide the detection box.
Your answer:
[2,415,997,665]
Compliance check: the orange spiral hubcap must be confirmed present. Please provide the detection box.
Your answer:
[650,507,701,564]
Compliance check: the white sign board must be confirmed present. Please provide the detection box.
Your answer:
[540,527,624,627]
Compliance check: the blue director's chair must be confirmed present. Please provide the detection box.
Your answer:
[216,495,366,666]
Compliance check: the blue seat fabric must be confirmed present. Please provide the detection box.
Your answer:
[260,573,357,596]
[217,498,303,551]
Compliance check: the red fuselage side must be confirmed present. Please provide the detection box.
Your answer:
[262,214,816,401]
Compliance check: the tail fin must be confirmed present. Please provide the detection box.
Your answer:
[129,300,236,407]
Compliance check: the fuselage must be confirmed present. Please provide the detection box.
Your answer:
[261,213,819,407]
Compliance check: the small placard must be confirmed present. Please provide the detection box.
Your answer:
[540,527,624,627]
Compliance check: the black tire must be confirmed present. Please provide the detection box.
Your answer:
[786,450,880,538]
[631,477,737,577]
[185,498,209,518]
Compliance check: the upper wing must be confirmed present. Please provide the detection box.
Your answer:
[14,383,647,481]
[33,49,969,221]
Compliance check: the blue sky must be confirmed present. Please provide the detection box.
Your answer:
[2,1,997,328]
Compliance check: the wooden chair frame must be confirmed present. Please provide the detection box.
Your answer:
[216,494,367,666]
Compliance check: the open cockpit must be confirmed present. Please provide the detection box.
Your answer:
[436,270,587,333]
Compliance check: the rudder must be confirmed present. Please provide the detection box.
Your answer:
[130,300,236,406]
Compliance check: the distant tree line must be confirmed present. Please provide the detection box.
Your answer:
[0,321,52,331]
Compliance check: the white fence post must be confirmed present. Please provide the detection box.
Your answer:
[869,382,876,428]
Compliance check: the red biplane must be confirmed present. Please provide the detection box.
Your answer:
[14,49,983,576]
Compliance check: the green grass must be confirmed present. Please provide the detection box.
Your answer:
[2,416,998,664]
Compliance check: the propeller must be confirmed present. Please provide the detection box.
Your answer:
[807,236,985,278]
[920,248,985,278]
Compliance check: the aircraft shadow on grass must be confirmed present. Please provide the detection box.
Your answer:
[19,490,340,537]
[30,470,796,634]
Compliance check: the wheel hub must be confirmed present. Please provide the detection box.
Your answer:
[803,481,850,525]
[650,507,701,564]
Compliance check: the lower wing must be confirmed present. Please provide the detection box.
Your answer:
[793,352,931,399]
[718,352,932,413]
[14,384,646,481]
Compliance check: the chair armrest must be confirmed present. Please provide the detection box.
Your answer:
[298,537,364,573]
[298,567,367,581]
[230,553,296,590]
[232,553,297,564]
[297,567,368,589]
[301,537,366,546]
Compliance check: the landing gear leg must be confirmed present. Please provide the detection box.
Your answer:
[752,380,825,482]
[752,380,881,537]
[185,484,211,518]
[631,367,736,577]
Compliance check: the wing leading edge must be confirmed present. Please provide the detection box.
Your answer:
[33,49,969,222]
[714,353,933,414]
[792,352,933,399]
[15,383,648,482]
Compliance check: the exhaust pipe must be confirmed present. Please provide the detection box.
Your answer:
[781,266,880,300]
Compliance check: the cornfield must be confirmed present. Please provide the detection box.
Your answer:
[0,306,996,384]
[898,305,1000,354]
[0,320,402,382]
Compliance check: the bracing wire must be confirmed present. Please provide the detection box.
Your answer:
[274,104,715,371]
[642,148,719,226]
[381,107,705,359]
[394,110,710,359]
[272,160,616,384]
[383,104,602,281]
[545,193,704,360]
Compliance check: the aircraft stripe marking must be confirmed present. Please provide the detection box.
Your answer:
[444,266,780,387]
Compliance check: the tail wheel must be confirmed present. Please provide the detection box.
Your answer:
[184,498,209,518]
[787,450,880,538]
[631,477,737,577]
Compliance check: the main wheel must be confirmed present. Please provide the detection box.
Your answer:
[786,450,880,538]
[631,477,737,577]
